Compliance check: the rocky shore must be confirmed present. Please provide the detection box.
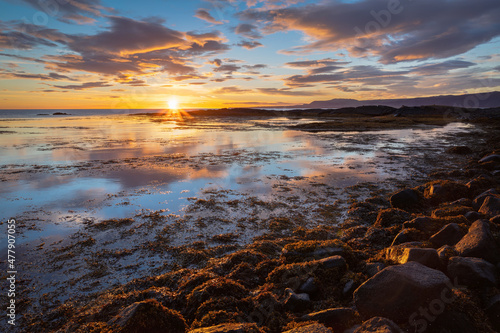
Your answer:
[19,123,500,333]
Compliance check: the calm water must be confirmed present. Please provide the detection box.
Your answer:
[0,112,475,247]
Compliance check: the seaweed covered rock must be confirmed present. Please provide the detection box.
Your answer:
[373,208,411,228]
[107,299,187,333]
[301,307,360,332]
[472,188,498,210]
[189,323,264,333]
[353,317,404,333]
[479,195,500,217]
[454,219,500,263]
[187,278,249,312]
[385,246,440,269]
[447,256,497,288]
[353,262,450,323]
[281,239,352,263]
[390,188,425,211]
[403,216,469,237]
[283,288,311,312]
[424,180,469,205]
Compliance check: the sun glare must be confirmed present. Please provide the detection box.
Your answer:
[168,98,179,110]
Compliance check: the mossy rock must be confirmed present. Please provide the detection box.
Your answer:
[187,278,249,311]
[373,208,411,228]
[423,180,470,205]
[431,205,471,218]
[281,239,355,265]
[193,296,254,323]
[107,299,186,333]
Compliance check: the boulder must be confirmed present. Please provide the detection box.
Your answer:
[318,255,347,270]
[472,188,498,210]
[107,299,187,333]
[298,277,319,294]
[364,263,385,277]
[374,209,411,228]
[391,228,425,246]
[353,317,404,333]
[301,308,359,332]
[385,247,440,269]
[479,196,500,217]
[447,256,497,288]
[431,206,470,218]
[466,175,497,197]
[464,211,482,222]
[189,323,264,333]
[424,181,469,205]
[429,223,465,247]
[282,323,332,333]
[281,240,348,262]
[283,288,311,312]
[353,262,451,322]
[390,189,424,211]
[454,219,500,263]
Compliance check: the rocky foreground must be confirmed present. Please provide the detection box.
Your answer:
[26,136,500,333]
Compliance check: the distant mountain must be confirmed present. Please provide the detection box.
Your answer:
[285,91,500,109]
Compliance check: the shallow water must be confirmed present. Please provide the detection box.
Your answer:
[0,115,475,246]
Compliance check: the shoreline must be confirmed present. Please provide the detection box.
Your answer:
[2,117,498,332]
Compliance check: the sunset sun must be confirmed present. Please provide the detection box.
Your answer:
[168,98,179,110]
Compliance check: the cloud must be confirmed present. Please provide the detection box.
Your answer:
[257,87,321,96]
[195,9,224,24]
[239,0,500,63]
[53,81,112,90]
[213,64,241,74]
[411,60,476,75]
[0,71,73,80]
[234,23,262,39]
[237,40,263,49]
[19,0,111,23]
[69,16,187,56]
[213,86,252,94]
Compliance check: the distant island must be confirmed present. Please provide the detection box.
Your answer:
[278,91,500,109]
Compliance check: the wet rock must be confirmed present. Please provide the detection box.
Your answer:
[363,227,392,249]
[455,219,500,263]
[353,262,450,322]
[485,294,500,331]
[391,228,425,246]
[364,263,385,277]
[283,288,311,312]
[107,299,187,333]
[479,154,500,163]
[282,323,332,333]
[318,255,347,270]
[429,223,465,247]
[374,208,411,228]
[385,246,440,269]
[390,189,424,211]
[447,256,497,288]
[189,323,264,333]
[353,317,404,333]
[479,196,500,217]
[464,211,482,222]
[472,188,498,210]
[301,308,359,332]
[298,277,318,294]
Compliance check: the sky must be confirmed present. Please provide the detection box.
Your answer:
[0,0,499,109]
